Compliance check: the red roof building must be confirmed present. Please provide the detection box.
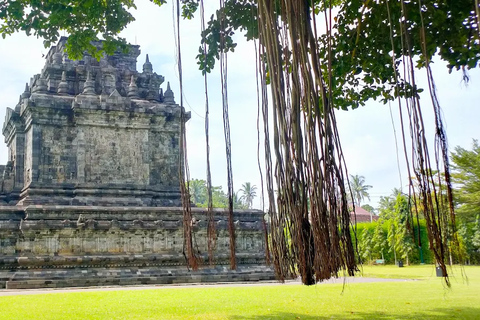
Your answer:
[350,206,378,223]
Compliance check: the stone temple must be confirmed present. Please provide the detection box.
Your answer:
[0,37,273,289]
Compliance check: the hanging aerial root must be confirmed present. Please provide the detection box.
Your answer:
[199,0,216,267]
[380,0,458,286]
[257,0,357,285]
[176,0,198,270]
[218,0,237,270]
[416,0,459,284]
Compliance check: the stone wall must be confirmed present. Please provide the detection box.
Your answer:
[0,207,265,257]
[0,206,274,289]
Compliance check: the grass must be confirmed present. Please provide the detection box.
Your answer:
[358,263,473,280]
[0,265,479,319]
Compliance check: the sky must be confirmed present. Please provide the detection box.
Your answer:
[0,1,479,210]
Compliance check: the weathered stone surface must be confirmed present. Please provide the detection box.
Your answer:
[0,206,273,288]
[0,38,273,289]
[1,265,274,289]
[0,206,266,256]
[1,37,186,207]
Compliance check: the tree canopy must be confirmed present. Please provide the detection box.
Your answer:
[2,1,478,106]
[188,179,248,209]
[452,140,480,222]
[450,140,480,264]
[194,0,480,108]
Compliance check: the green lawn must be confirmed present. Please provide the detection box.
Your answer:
[358,264,475,280]
[1,265,479,319]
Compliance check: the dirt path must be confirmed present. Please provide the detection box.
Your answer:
[0,277,413,296]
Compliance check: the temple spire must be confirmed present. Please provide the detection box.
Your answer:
[163,82,175,104]
[143,54,153,74]
[159,88,164,102]
[82,71,95,95]
[57,71,68,95]
[127,75,139,98]
[21,83,31,99]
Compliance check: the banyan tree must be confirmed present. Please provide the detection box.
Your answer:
[2,0,479,286]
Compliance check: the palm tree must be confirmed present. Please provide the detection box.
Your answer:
[349,174,372,207]
[349,174,373,221]
[239,182,257,209]
[188,179,206,205]
[232,191,246,209]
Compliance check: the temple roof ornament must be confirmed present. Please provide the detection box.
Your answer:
[143,54,153,74]
[163,82,175,104]
[57,71,69,95]
[82,71,96,95]
[127,75,139,99]
[9,38,166,101]
[21,83,31,99]
[32,75,48,93]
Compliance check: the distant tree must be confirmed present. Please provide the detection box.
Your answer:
[210,186,228,208]
[188,180,246,209]
[359,228,373,264]
[457,223,474,264]
[373,222,387,261]
[387,222,398,265]
[361,204,376,216]
[394,194,416,265]
[349,175,372,207]
[188,179,207,205]
[350,175,372,222]
[472,217,480,257]
[451,140,480,223]
[391,188,403,198]
[378,196,395,220]
[239,182,257,209]
[378,188,404,220]
[232,191,247,210]
[396,221,415,265]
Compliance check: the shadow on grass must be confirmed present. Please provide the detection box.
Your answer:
[229,307,480,319]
